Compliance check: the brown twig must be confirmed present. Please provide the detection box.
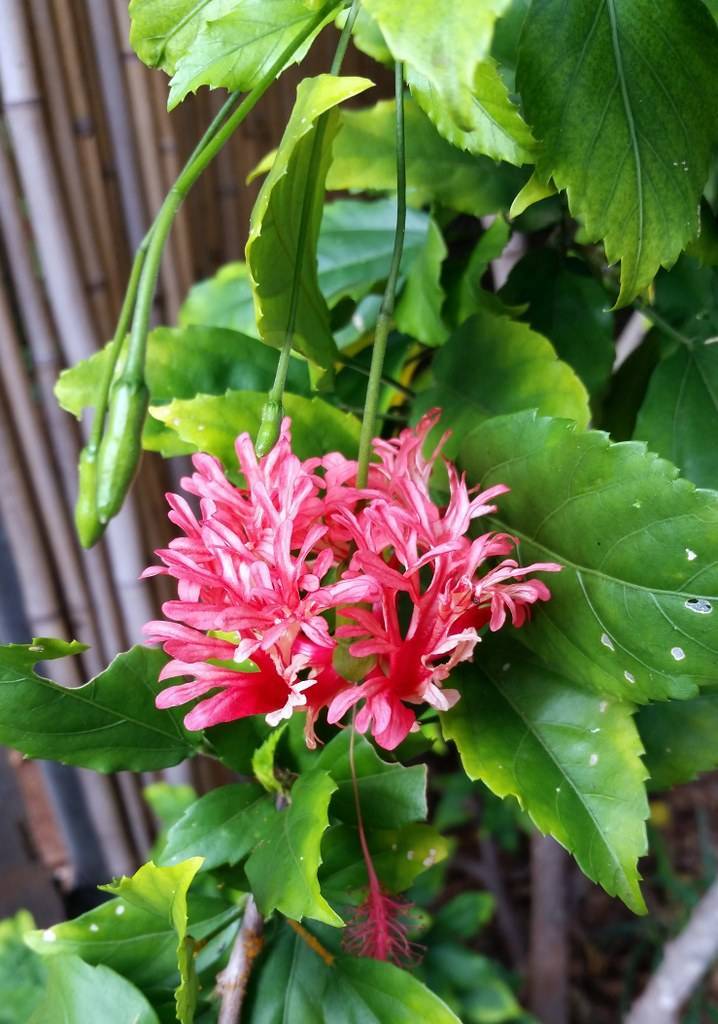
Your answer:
[216,896,264,1024]
[626,875,718,1024]
[529,832,569,1024]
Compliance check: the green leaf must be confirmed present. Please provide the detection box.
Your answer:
[0,642,196,772]
[499,250,615,396]
[320,822,450,899]
[246,74,372,367]
[129,0,222,73]
[55,324,311,456]
[414,309,590,457]
[29,956,159,1024]
[160,784,273,871]
[245,769,342,926]
[181,202,431,331]
[150,390,360,465]
[328,98,526,218]
[422,945,522,1024]
[443,647,649,912]
[252,723,288,795]
[248,927,461,1023]
[362,0,534,165]
[180,262,259,336]
[635,340,718,489]
[26,898,179,990]
[317,199,430,307]
[637,693,718,788]
[395,219,449,346]
[0,912,45,1024]
[102,859,203,1024]
[325,956,462,1023]
[447,218,511,327]
[460,411,718,703]
[517,0,718,305]
[166,1,338,109]
[315,729,427,828]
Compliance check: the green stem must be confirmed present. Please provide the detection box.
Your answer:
[126,0,341,382]
[356,62,406,488]
[264,0,361,410]
[635,302,695,349]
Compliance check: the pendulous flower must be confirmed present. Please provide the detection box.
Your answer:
[143,412,560,749]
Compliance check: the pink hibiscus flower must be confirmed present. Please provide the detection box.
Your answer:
[143,412,560,749]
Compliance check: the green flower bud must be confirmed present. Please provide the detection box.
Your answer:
[74,445,105,548]
[96,374,149,523]
[254,398,283,457]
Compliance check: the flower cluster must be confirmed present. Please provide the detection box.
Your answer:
[143,411,559,749]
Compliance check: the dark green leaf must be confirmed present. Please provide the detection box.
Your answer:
[315,729,427,828]
[245,769,342,926]
[159,784,272,871]
[363,0,534,164]
[461,411,718,702]
[517,0,718,304]
[29,956,159,1024]
[101,859,204,1024]
[499,250,615,396]
[246,74,372,367]
[151,390,360,465]
[0,642,196,772]
[180,263,259,336]
[328,98,526,218]
[443,648,649,912]
[447,218,511,328]
[422,945,521,1024]
[414,309,590,457]
[638,694,718,788]
[635,340,718,489]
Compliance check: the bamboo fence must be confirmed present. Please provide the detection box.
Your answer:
[0,1,375,915]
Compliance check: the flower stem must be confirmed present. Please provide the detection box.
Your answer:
[257,0,362,455]
[356,62,406,488]
[85,0,341,530]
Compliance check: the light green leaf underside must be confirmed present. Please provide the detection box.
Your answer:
[101,859,204,1024]
[150,390,360,465]
[245,769,342,926]
[362,0,534,164]
[0,642,194,772]
[460,411,718,702]
[246,74,372,368]
[443,647,648,912]
[414,309,590,457]
[328,98,526,218]
[517,0,718,304]
[166,0,338,109]
[635,340,718,490]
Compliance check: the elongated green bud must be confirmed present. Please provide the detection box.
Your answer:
[96,374,149,523]
[74,445,105,548]
[254,398,283,457]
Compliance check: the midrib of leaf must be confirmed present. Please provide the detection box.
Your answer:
[485,673,635,893]
[2,671,192,745]
[606,0,643,298]
[157,0,215,62]
[487,520,718,600]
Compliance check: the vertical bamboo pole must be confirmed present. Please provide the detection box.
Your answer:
[0,380,137,879]
[0,139,126,664]
[0,0,156,643]
[48,0,125,311]
[27,0,115,339]
[84,0,148,251]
